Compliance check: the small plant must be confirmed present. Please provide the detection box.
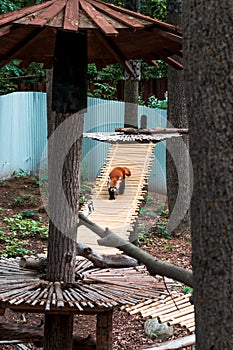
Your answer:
[0,230,32,257]
[147,95,167,109]
[88,82,117,100]
[137,225,153,246]
[160,208,169,218]
[13,197,23,204]
[30,175,48,186]
[11,168,30,177]
[182,286,193,294]
[156,221,170,239]
[11,193,39,207]
[4,214,48,239]
[163,243,176,252]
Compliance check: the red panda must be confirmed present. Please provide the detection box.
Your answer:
[108,167,131,200]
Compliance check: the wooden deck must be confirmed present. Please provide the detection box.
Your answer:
[78,142,155,254]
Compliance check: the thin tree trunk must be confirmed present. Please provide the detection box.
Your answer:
[79,213,193,287]
[183,1,233,348]
[124,0,141,129]
[166,0,191,236]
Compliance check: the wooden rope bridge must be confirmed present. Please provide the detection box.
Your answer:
[78,142,155,254]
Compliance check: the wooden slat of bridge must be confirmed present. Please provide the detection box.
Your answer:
[78,143,155,254]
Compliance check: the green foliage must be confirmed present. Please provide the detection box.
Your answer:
[11,168,30,177]
[147,95,168,109]
[0,0,42,14]
[141,0,167,21]
[4,214,48,238]
[88,63,124,82]
[0,60,46,95]
[160,208,169,218]
[156,221,170,239]
[30,175,48,186]
[88,82,117,100]
[138,228,152,246]
[163,243,176,251]
[0,230,33,257]
[182,286,193,295]
[11,193,38,208]
[141,60,168,79]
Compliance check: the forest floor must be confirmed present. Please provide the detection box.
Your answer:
[0,174,192,349]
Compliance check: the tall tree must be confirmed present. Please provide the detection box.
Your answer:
[166,0,191,236]
[183,1,233,348]
[43,31,87,350]
[124,0,141,128]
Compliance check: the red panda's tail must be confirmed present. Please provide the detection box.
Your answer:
[123,167,131,177]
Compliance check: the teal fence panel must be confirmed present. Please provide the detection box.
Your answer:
[0,93,167,194]
[0,92,47,178]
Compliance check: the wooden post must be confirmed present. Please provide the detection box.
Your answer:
[44,30,87,350]
[96,309,113,350]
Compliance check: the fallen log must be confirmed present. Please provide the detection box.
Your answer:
[0,323,96,349]
[115,127,189,134]
[142,333,195,349]
[76,242,138,268]
[19,257,47,271]
[78,213,193,287]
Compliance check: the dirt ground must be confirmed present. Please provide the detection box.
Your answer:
[0,175,192,349]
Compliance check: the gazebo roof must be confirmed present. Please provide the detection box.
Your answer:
[0,0,182,70]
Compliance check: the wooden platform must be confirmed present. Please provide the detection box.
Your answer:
[121,293,195,333]
[78,143,155,254]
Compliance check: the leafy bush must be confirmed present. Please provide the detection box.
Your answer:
[4,214,48,238]
[0,230,32,257]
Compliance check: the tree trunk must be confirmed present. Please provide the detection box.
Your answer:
[166,0,191,236]
[124,0,141,129]
[44,31,87,350]
[183,1,233,348]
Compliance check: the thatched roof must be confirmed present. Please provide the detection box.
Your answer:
[0,0,182,70]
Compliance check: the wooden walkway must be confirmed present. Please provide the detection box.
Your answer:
[78,143,155,254]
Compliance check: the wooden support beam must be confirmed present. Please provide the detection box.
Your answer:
[96,309,113,350]
[0,27,43,68]
[94,31,135,75]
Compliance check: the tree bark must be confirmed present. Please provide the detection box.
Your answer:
[124,0,141,129]
[166,0,191,236]
[183,1,233,348]
[44,31,87,350]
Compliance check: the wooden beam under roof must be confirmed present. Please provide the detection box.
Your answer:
[0,27,43,68]
[86,0,144,28]
[29,0,67,26]
[94,31,135,75]
[152,51,183,70]
[64,0,79,31]
[80,0,119,36]
[0,24,13,37]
